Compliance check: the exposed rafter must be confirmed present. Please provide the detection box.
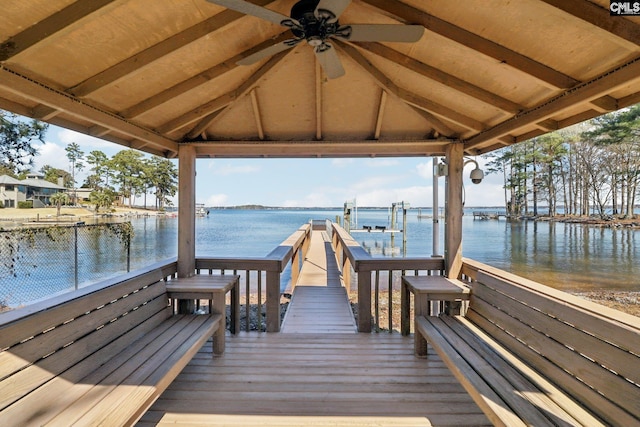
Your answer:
[0,66,178,155]
[352,41,523,114]
[539,0,640,47]
[0,0,117,62]
[68,0,277,97]
[183,49,292,139]
[465,56,640,151]
[250,89,265,140]
[337,42,483,134]
[361,0,579,89]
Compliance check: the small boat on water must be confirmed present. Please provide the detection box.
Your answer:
[195,203,208,217]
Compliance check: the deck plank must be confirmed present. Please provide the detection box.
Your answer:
[138,333,490,427]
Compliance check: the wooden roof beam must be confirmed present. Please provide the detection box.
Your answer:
[175,49,291,139]
[352,42,523,114]
[374,90,387,140]
[0,66,178,155]
[539,0,640,47]
[121,31,291,119]
[68,0,277,97]
[337,42,482,135]
[315,60,322,140]
[361,0,579,89]
[0,0,117,62]
[465,56,640,151]
[250,89,265,140]
[190,139,455,158]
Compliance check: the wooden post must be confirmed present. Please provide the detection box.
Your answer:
[177,145,196,313]
[266,270,281,332]
[444,143,464,279]
[357,270,372,332]
[291,248,300,288]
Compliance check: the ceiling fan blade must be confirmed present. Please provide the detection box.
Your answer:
[315,45,345,79]
[315,0,351,22]
[237,41,296,65]
[344,24,424,42]
[206,0,292,26]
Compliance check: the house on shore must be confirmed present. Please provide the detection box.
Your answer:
[0,173,67,208]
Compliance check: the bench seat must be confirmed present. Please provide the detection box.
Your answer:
[416,270,640,427]
[0,262,221,427]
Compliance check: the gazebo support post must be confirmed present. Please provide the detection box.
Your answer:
[444,143,464,279]
[177,145,197,313]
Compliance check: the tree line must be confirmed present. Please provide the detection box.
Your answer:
[484,104,640,219]
[1,110,178,212]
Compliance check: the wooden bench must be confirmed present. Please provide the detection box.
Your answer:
[0,262,222,427]
[416,270,640,427]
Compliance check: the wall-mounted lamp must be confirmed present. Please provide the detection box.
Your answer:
[436,158,485,184]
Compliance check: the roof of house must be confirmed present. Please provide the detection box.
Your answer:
[0,175,23,185]
[1,1,639,159]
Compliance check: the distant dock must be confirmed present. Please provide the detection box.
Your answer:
[472,211,509,220]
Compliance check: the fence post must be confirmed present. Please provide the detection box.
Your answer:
[126,231,131,272]
[74,223,79,290]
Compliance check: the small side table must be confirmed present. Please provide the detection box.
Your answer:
[166,274,240,355]
[401,275,470,356]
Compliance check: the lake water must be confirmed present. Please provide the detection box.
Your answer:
[130,208,638,292]
[3,208,638,307]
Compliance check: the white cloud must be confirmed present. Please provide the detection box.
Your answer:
[207,162,259,175]
[56,129,115,151]
[331,158,354,167]
[204,194,229,206]
[416,160,435,179]
[32,142,68,172]
[365,159,400,167]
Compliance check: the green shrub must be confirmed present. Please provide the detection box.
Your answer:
[18,201,33,209]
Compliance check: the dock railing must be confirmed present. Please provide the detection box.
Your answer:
[329,222,445,333]
[195,223,311,332]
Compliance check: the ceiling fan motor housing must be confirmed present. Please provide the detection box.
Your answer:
[290,0,338,41]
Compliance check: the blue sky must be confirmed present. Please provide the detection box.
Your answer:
[33,125,506,208]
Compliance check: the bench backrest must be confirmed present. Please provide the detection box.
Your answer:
[467,270,640,425]
[0,265,174,413]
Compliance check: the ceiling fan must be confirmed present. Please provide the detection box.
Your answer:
[206,0,424,78]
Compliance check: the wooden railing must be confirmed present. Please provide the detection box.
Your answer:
[195,223,311,332]
[329,222,445,333]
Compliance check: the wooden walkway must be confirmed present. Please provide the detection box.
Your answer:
[138,333,491,426]
[281,230,357,333]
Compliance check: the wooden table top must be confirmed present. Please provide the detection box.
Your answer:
[401,276,470,296]
[166,275,240,293]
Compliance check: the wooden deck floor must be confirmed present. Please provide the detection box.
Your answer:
[281,230,357,333]
[138,333,491,427]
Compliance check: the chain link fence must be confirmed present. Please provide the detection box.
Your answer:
[1,222,133,310]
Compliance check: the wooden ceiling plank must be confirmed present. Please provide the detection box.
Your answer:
[68,0,277,97]
[619,91,640,108]
[180,49,291,138]
[190,139,454,158]
[89,125,111,137]
[465,57,640,150]
[352,41,523,114]
[0,66,178,155]
[159,93,234,135]
[536,119,559,131]
[0,0,117,62]
[337,42,485,133]
[361,0,579,89]
[539,0,640,47]
[122,31,291,119]
[250,89,265,140]
[374,90,387,140]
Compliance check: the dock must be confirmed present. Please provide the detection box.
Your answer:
[139,227,491,426]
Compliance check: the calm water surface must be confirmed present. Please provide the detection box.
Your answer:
[3,208,638,307]
[129,208,638,292]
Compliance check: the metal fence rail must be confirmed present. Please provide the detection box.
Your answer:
[0,222,132,309]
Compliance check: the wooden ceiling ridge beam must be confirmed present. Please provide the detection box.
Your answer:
[352,41,523,114]
[315,60,323,140]
[0,66,178,156]
[360,0,579,89]
[180,49,292,139]
[0,0,117,62]
[465,55,640,150]
[190,139,454,158]
[68,0,278,97]
[539,0,640,47]
[336,42,483,135]
[121,31,291,119]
